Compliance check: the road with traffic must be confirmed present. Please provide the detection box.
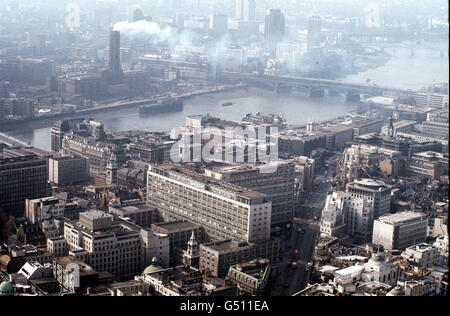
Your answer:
[271,153,339,296]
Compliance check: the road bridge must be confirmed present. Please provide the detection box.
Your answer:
[0,132,30,147]
[221,72,415,100]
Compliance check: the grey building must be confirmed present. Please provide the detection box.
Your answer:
[421,121,449,138]
[50,119,83,153]
[346,179,391,219]
[147,164,272,244]
[226,258,272,296]
[307,16,322,49]
[0,148,49,219]
[151,220,203,266]
[105,30,122,85]
[49,156,89,185]
[63,210,162,280]
[264,9,285,45]
[109,203,157,228]
[204,161,295,229]
[199,239,280,277]
[340,117,384,137]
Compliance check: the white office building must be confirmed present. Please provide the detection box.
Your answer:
[414,93,449,108]
[147,164,272,243]
[372,211,428,251]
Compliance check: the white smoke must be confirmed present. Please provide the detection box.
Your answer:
[113,20,239,70]
[113,20,198,49]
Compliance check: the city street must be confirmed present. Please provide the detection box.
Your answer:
[271,153,338,296]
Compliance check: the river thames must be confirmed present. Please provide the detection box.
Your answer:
[6,41,449,152]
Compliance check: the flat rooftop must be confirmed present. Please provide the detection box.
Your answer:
[152,220,200,233]
[392,120,417,128]
[413,151,446,160]
[50,155,85,162]
[0,148,37,160]
[201,240,251,252]
[81,210,113,220]
[353,178,386,188]
[27,196,59,203]
[319,265,339,273]
[365,96,394,105]
[207,160,292,174]
[377,211,426,225]
[340,117,383,128]
[405,243,436,253]
[149,164,266,200]
[54,256,97,276]
[335,265,364,277]
[109,204,156,214]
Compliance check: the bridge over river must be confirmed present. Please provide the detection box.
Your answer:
[0,132,31,147]
[222,72,416,101]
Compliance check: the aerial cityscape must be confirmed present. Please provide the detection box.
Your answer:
[0,0,448,301]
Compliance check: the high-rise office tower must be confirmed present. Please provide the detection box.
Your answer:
[236,0,256,21]
[307,16,322,50]
[107,30,122,84]
[264,9,285,56]
[264,9,285,43]
[209,14,228,35]
[132,8,145,22]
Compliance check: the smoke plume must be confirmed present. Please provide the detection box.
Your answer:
[113,20,199,49]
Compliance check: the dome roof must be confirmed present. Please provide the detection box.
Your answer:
[387,286,405,296]
[143,257,163,275]
[0,281,13,294]
[371,254,385,262]
[143,264,163,275]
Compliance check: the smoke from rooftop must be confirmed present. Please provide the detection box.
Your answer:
[113,20,199,50]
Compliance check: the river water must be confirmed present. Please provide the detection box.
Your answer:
[345,41,449,90]
[7,42,449,152]
[8,89,356,151]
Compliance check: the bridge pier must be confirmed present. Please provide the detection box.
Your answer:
[326,89,341,97]
[276,85,292,94]
[309,88,325,98]
[346,92,360,102]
